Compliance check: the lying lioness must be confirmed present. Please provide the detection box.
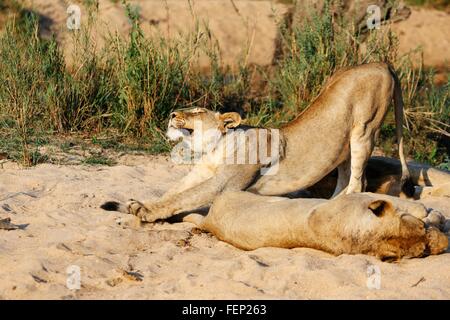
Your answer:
[185,192,448,260]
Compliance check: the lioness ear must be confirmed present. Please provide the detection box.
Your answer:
[368,200,392,217]
[218,112,241,129]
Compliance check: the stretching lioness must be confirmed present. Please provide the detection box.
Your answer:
[185,192,448,260]
[102,63,412,222]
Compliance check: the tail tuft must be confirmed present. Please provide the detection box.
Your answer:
[401,178,415,198]
[101,201,121,211]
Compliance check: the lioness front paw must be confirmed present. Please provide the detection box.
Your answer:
[422,209,446,231]
[140,212,159,223]
[126,199,147,217]
[126,199,160,223]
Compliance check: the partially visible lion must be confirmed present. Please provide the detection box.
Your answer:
[184,191,448,260]
[305,156,450,199]
[101,62,412,222]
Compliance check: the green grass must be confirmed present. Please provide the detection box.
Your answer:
[438,156,450,170]
[0,0,448,168]
[82,155,115,166]
[0,125,49,165]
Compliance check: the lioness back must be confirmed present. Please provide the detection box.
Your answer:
[250,63,403,196]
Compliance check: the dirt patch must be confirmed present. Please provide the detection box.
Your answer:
[388,7,449,83]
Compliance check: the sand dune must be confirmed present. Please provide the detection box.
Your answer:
[21,1,449,71]
[0,155,449,299]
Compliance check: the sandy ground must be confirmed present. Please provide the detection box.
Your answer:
[387,7,450,81]
[0,155,449,299]
[20,0,449,72]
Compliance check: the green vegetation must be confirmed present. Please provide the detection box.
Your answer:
[0,0,448,167]
[82,155,115,166]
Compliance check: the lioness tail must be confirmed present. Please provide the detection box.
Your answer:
[388,63,414,197]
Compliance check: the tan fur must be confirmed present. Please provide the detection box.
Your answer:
[250,63,410,196]
[102,63,411,222]
[185,192,448,260]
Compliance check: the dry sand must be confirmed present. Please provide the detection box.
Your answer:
[389,7,450,69]
[0,155,449,299]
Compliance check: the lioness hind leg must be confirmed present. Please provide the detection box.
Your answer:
[346,126,374,194]
[332,158,351,197]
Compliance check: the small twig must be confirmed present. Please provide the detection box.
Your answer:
[411,277,425,288]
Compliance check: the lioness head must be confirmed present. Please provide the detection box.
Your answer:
[310,194,448,260]
[166,107,241,152]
